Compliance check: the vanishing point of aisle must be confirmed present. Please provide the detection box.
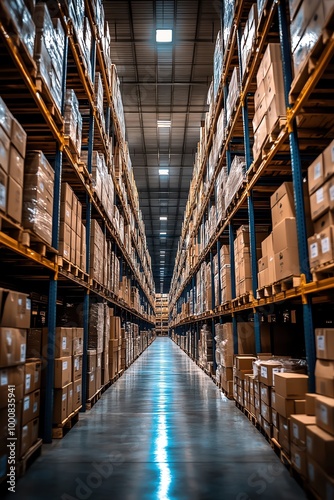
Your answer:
[12,338,305,500]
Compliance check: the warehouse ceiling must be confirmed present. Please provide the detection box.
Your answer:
[104,0,221,294]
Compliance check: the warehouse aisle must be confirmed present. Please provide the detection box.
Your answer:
[12,338,305,500]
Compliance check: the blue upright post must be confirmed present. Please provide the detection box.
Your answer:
[44,33,69,443]
[278,0,315,390]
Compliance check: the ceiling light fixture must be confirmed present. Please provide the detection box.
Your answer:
[160,232,167,235]
[157,120,171,128]
[159,169,169,176]
[156,29,172,43]
[160,216,168,221]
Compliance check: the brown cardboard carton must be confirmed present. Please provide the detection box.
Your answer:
[0,126,10,173]
[315,360,334,397]
[0,328,26,368]
[42,327,73,358]
[87,371,96,399]
[305,393,317,416]
[310,183,330,221]
[0,167,7,213]
[275,373,308,398]
[11,117,26,158]
[67,382,73,417]
[323,138,334,180]
[274,247,300,280]
[308,233,321,268]
[0,289,31,329]
[95,367,102,391]
[22,389,40,426]
[278,415,290,454]
[272,409,278,428]
[20,418,38,458]
[290,414,316,447]
[0,365,24,408]
[235,356,255,371]
[54,357,72,388]
[260,383,271,405]
[73,378,82,412]
[87,350,97,372]
[291,443,307,477]
[272,425,279,442]
[272,217,298,254]
[9,145,24,186]
[261,400,272,423]
[307,457,334,500]
[7,176,22,223]
[270,182,295,227]
[295,400,306,413]
[314,211,334,233]
[308,153,324,195]
[60,201,72,227]
[266,93,286,133]
[306,424,334,475]
[110,316,121,339]
[261,44,282,79]
[316,394,334,436]
[61,182,73,207]
[316,328,334,360]
[24,360,41,395]
[73,328,83,355]
[273,393,296,418]
[53,386,68,424]
[259,361,284,386]
[72,355,82,381]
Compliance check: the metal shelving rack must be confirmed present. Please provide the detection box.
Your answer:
[0,3,156,443]
[155,293,169,336]
[169,0,334,392]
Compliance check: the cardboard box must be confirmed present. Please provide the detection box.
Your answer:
[22,389,40,426]
[272,409,278,428]
[60,201,72,227]
[273,393,297,418]
[72,355,82,381]
[0,365,24,408]
[316,328,334,360]
[0,290,31,329]
[73,328,83,355]
[275,373,308,398]
[0,167,7,213]
[235,356,255,371]
[266,93,286,133]
[0,328,26,368]
[24,360,41,395]
[290,414,316,447]
[291,443,307,477]
[87,371,96,399]
[323,138,334,180]
[306,424,334,475]
[305,393,317,416]
[310,183,330,221]
[270,182,295,227]
[67,382,73,417]
[261,44,282,80]
[274,248,300,280]
[272,218,298,254]
[260,383,271,405]
[308,153,324,194]
[9,145,24,186]
[314,211,334,233]
[7,176,23,223]
[316,394,334,436]
[11,117,26,158]
[261,400,272,423]
[53,386,68,424]
[61,182,73,207]
[315,360,334,397]
[259,361,284,386]
[87,350,97,372]
[42,327,73,358]
[20,418,38,458]
[278,415,290,454]
[295,399,306,413]
[54,357,72,388]
[73,378,82,412]
[307,457,334,500]
[0,126,10,173]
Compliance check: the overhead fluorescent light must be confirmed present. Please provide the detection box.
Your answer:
[159,169,169,176]
[160,232,167,235]
[156,29,172,43]
[160,216,168,221]
[157,120,171,128]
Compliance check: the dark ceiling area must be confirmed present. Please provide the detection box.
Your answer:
[104,0,221,294]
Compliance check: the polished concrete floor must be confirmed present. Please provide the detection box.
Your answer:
[10,338,306,499]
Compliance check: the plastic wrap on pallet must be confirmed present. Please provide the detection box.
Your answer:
[82,16,92,81]
[95,72,105,129]
[64,89,82,154]
[223,0,235,49]
[22,151,54,246]
[88,302,104,353]
[111,65,126,141]
[213,31,223,101]
[2,0,36,57]
[68,0,84,38]
[226,67,240,126]
[224,156,246,211]
[257,0,266,19]
[291,16,323,76]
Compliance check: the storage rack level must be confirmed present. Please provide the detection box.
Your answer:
[155,293,169,336]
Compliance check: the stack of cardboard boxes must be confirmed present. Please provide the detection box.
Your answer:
[215,323,234,397]
[198,325,213,372]
[64,90,82,155]
[304,328,334,497]
[240,4,258,78]
[59,182,86,270]
[226,68,240,128]
[0,288,32,482]
[233,356,256,408]
[253,44,286,160]
[307,140,334,269]
[258,182,301,288]
[109,315,121,379]
[0,97,27,226]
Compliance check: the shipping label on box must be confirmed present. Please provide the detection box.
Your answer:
[316,328,334,360]
[308,153,324,194]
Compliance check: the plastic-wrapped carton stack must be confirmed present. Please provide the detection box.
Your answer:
[240,4,258,77]
[1,0,36,58]
[213,31,223,102]
[64,90,82,155]
[224,156,246,212]
[226,68,240,128]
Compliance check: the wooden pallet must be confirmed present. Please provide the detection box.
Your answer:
[86,387,102,410]
[289,8,334,103]
[17,438,43,477]
[221,388,234,400]
[256,284,274,299]
[52,407,81,438]
[261,117,287,159]
[58,256,89,284]
[270,438,291,467]
[311,259,334,281]
[35,75,63,127]
[272,275,301,294]
[232,292,253,308]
